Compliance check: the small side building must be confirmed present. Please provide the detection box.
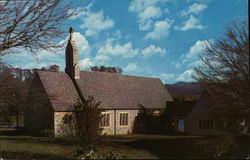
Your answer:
[185,90,217,136]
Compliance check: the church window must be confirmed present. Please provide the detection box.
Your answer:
[199,120,202,128]
[135,112,144,125]
[100,113,110,127]
[209,120,214,129]
[198,120,214,129]
[202,120,206,128]
[120,113,128,126]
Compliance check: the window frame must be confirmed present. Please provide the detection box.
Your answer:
[135,112,145,125]
[198,120,214,130]
[119,112,129,126]
[100,113,110,128]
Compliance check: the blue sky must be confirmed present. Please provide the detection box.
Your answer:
[2,0,248,84]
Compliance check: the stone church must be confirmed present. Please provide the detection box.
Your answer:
[25,28,173,137]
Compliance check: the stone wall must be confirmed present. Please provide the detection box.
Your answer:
[115,109,144,134]
[100,110,115,135]
[101,109,145,135]
[54,112,75,137]
[186,118,216,136]
[54,109,145,137]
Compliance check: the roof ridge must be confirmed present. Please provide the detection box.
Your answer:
[80,70,160,80]
[37,71,66,75]
[37,70,162,81]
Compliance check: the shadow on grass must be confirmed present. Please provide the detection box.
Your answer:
[0,136,79,159]
[125,138,211,159]
[0,136,79,147]
[113,136,249,159]
[0,151,72,160]
[1,135,248,159]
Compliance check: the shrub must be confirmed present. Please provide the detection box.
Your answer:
[63,96,103,150]
[41,128,54,137]
[78,149,126,159]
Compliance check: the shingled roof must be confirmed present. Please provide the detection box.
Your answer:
[36,70,173,111]
[37,71,80,111]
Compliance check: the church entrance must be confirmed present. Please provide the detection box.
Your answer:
[177,119,185,133]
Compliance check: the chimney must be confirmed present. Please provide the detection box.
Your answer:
[65,27,80,79]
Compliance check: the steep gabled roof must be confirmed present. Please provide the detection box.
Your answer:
[186,90,214,119]
[37,71,80,111]
[76,71,173,109]
[36,70,173,111]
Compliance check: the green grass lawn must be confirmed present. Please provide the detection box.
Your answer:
[0,136,79,159]
[0,134,249,159]
[0,128,17,131]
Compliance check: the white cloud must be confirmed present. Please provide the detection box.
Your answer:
[128,0,167,13]
[128,0,169,31]
[159,73,175,83]
[94,55,110,62]
[72,32,91,56]
[35,31,90,59]
[46,31,91,57]
[123,63,139,72]
[68,2,94,19]
[139,20,153,31]
[97,40,139,58]
[184,39,212,67]
[103,30,122,44]
[170,61,182,69]
[138,6,162,20]
[2,49,65,70]
[175,15,204,31]
[78,54,112,70]
[39,32,90,59]
[181,3,207,16]
[186,40,207,59]
[142,45,167,58]
[68,6,114,36]
[79,58,95,69]
[172,40,208,70]
[68,8,86,20]
[145,19,173,40]
[187,59,203,67]
[2,32,91,71]
[176,69,195,82]
[137,6,162,31]
[80,11,114,36]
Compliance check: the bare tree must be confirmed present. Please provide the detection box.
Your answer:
[194,19,249,134]
[0,0,76,56]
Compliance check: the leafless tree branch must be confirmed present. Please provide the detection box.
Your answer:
[0,0,77,56]
[194,19,249,134]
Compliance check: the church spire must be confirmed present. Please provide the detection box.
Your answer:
[65,27,80,79]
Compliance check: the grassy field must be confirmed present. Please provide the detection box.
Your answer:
[0,134,249,159]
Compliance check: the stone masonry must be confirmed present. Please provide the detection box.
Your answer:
[54,109,144,137]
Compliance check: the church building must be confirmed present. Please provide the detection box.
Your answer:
[25,28,173,137]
